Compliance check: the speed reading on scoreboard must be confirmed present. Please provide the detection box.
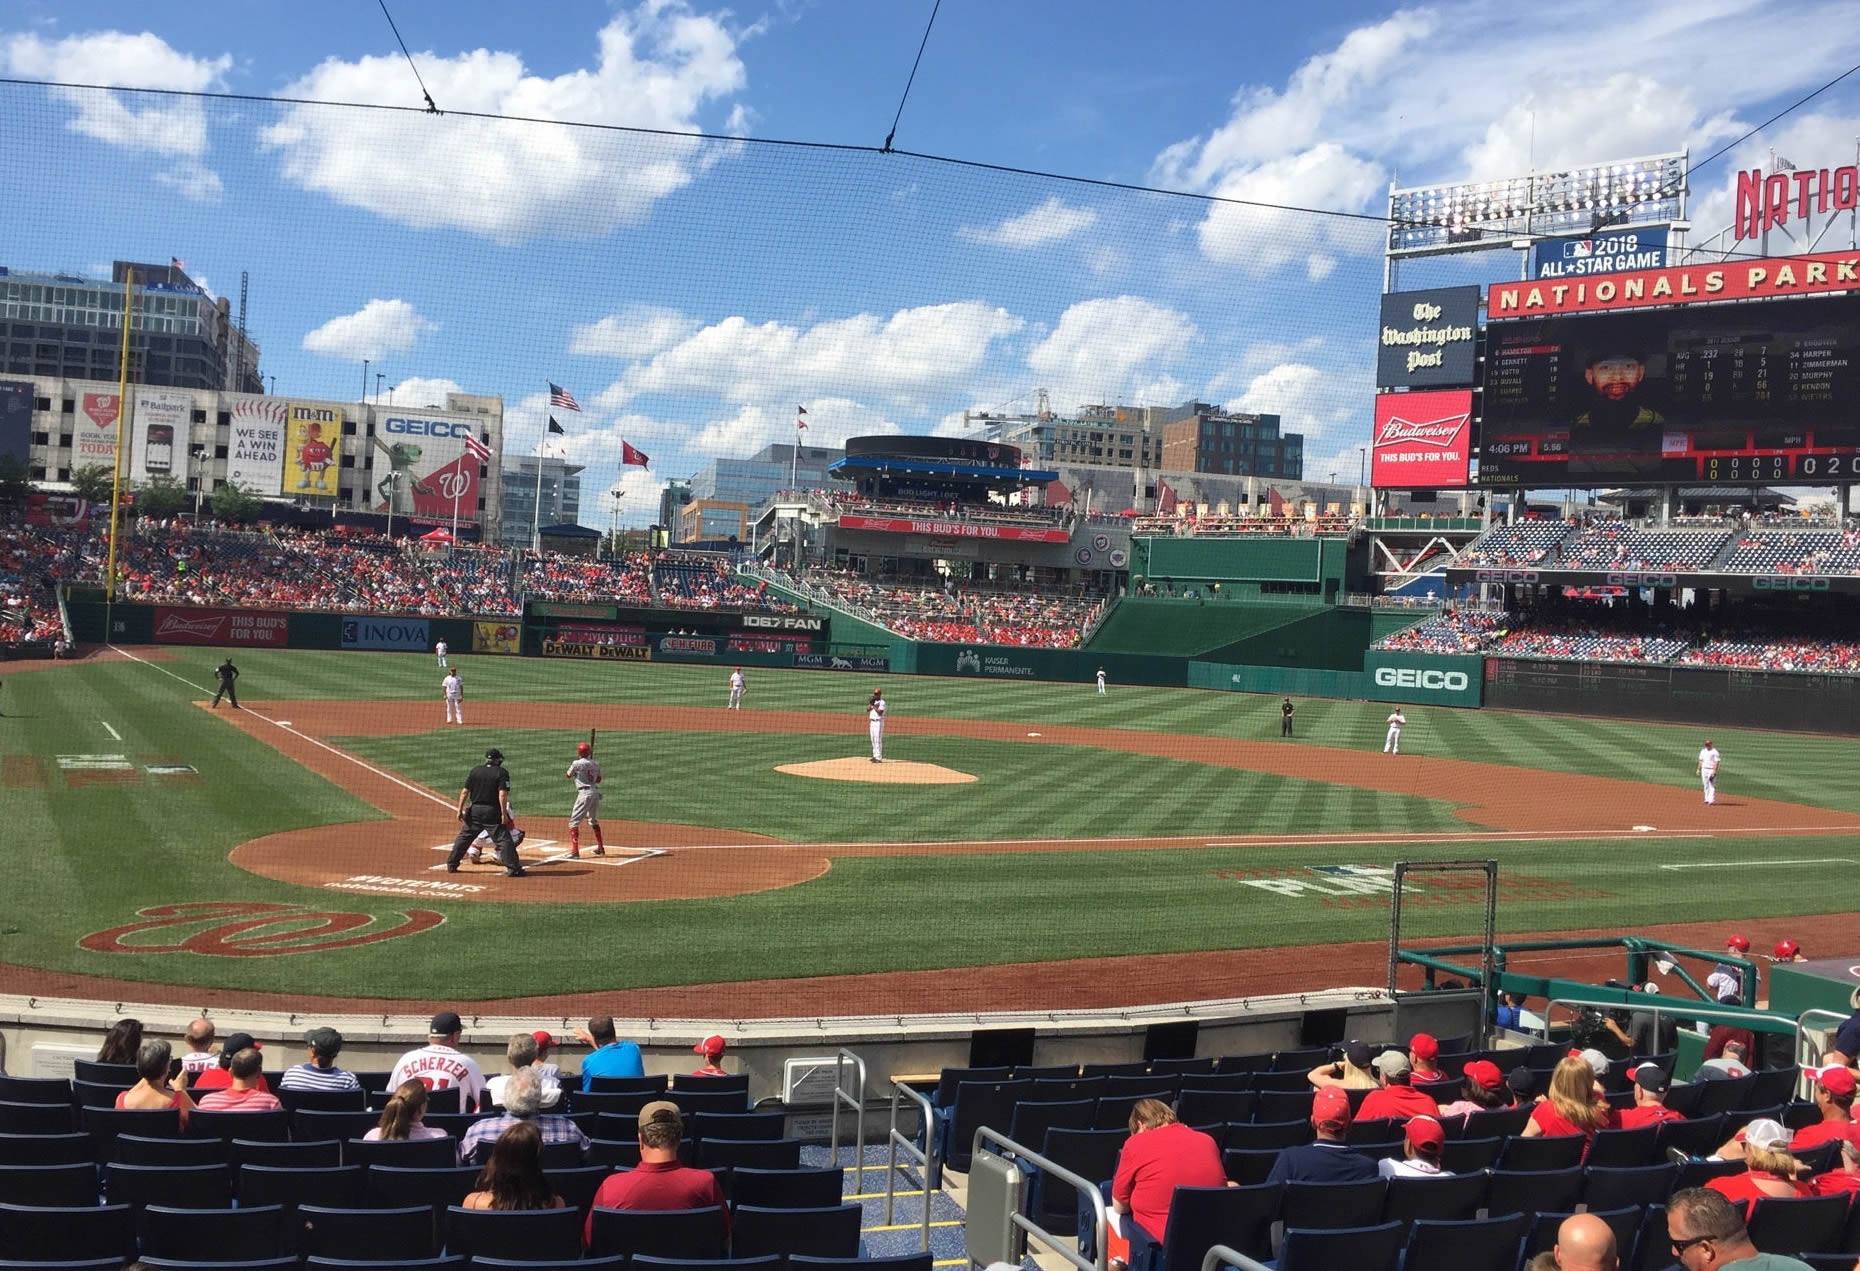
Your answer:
[1480,293,1860,484]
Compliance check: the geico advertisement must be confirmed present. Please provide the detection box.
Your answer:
[1373,666,1471,692]
[542,639,650,660]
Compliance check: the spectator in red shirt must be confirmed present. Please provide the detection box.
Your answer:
[1521,1055,1616,1141]
[195,1048,282,1113]
[1790,1065,1859,1151]
[1617,1063,1684,1129]
[1812,1136,1860,1196]
[1706,1118,1812,1202]
[1358,1050,1441,1121]
[1110,1097,1228,1264]
[1407,1033,1445,1082]
[690,1035,730,1077]
[191,1031,271,1093]
[585,1101,728,1249]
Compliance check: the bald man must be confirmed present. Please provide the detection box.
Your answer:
[1554,1213,1619,1271]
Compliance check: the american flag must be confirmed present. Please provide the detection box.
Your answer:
[548,382,582,412]
[796,405,808,431]
[463,435,492,463]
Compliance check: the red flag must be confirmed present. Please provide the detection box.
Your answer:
[1158,480,1177,514]
[1267,486,1286,517]
[621,441,650,469]
[1045,478,1071,505]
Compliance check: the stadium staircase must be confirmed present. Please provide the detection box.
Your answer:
[804,1142,975,1268]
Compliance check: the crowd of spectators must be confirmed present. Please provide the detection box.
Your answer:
[656,555,794,612]
[1678,634,1860,674]
[1553,523,1732,570]
[792,488,1068,527]
[1374,608,1505,654]
[773,565,1102,648]
[1455,521,1573,566]
[1131,512,1355,537]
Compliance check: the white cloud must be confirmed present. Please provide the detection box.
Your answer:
[1232,360,1369,448]
[302,299,437,361]
[385,376,465,409]
[957,196,1099,249]
[1193,144,1387,275]
[933,405,993,438]
[569,305,702,358]
[609,465,667,518]
[600,300,1024,408]
[1689,109,1860,247]
[1027,297,1197,410]
[688,397,899,457]
[1,29,230,199]
[260,2,748,244]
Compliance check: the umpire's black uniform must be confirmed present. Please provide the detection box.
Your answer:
[446,748,525,876]
[212,658,239,709]
[1281,698,1295,736]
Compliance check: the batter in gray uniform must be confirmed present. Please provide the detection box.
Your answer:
[565,741,605,859]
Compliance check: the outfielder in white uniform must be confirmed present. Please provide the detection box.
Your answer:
[435,639,449,668]
[868,690,886,763]
[1696,740,1721,805]
[566,741,605,858]
[1384,709,1406,754]
[443,668,464,725]
[728,668,745,710]
[1096,667,1106,695]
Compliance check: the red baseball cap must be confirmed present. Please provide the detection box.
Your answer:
[531,1030,554,1054]
[1404,1116,1445,1155]
[1776,939,1800,959]
[1312,1086,1352,1128]
[1409,1033,1439,1061]
[1463,1059,1503,1091]
[1726,934,1751,952]
[693,1035,726,1058]
[1812,1065,1858,1098]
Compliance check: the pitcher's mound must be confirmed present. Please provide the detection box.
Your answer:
[777,758,978,785]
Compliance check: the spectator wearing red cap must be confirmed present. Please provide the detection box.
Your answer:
[691,1036,729,1077]
[1618,1063,1684,1129]
[1378,1116,1452,1179]
[192,1032,270,1094]
[1790,1066,1860,1151]
[1437,1059,1513,1122]
[1109,1098,1228,1263]
[1521,1055,1616,1142]
[1408,1033,1445,1082]
[1706,935,1751,1006]
[1266,1086,1378,1184]
[1358,1050,1441,1121]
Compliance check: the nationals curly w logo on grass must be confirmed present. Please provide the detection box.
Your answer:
[80,902,444,957]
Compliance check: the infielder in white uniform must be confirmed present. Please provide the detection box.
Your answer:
[565,741,605,858]
[1696,739,1721,805]
[435,639,449,668]
[727,668,745,710]
[1096,667,1106,695]
[868,689,886,763]
[1384,709,1406,754]
[443,668,464,725]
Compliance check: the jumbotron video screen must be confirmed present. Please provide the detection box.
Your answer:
[1480,293,1860,485]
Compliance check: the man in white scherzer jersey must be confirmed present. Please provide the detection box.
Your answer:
[1696,738,1721,805]
[435,639,449,668]
[565,741,605,859]
[727,667,745,710]
[868,688,886,763]
[388,1010,487,1112]
[1384,708,1407,754]
[443,667,464,724]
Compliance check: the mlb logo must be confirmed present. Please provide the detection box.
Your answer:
[1562,239,1595,259]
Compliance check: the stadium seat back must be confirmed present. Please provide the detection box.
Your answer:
[231,1138,342,1169]
[1746,1193,1852,1258]
[0,1076,73,1105]
[1486,1166,1583,1217]
[299,1204,438,1261]
[1150,1182,1280,1269]
[730,1166,845,1210]
[585,1205,729,1260]
[731,1203,862,1261]
[0,1131,92,1166]
[1275,1219,1404,1271]
[442,1205,584,1260]
[1498,1132,1586,1171]
[1281,1177,1387,1231]
[1399,1213,1525,1271]
[0,1201,137,1262]
[138,1202,286,1260]
[107,1161,233,1209]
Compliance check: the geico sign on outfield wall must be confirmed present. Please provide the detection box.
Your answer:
[382,416,475,438]
[1374,667,1470,692]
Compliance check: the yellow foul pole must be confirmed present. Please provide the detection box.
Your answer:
[105,269,135,607]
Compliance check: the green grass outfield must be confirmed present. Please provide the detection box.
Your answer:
[4,644,1860,1004]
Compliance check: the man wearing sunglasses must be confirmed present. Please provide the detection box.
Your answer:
[1666,1187,1815,1269]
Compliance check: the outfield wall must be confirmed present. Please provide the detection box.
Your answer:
[1484,658,1860,735]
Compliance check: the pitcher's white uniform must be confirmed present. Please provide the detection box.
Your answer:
[443,669,463,724]
[727,669,745,710]
[435,640,449,668]
[868,691,886,762]
[1384,709,1406,754]
[1697,742,1721,805]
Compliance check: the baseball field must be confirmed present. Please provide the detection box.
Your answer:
[4,645,1860,1018]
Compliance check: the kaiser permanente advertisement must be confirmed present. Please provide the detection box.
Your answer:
[371,410,483,523]
[75,392,122,474]
[226,396,288,494]
[286,403,341,498]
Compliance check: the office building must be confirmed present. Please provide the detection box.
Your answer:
[688,444,849,517]
[500,455,583,546]
[1158,402,1303,478]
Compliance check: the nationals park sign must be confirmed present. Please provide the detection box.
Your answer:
[1490,250,1860,318]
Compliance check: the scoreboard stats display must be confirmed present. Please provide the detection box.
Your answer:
[1480,293,1860,484]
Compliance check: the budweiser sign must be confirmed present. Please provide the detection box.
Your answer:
[1371,390,1473,490]
[152,606,290,647]
[155,612,230,640]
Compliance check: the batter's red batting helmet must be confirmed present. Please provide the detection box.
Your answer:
[1727,934,1751,953]
[577,742,591,757]
[1775,939,1800,960]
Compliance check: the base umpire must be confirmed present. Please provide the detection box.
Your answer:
[446,747,526,877]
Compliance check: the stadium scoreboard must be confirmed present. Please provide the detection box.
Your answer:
[1480,293,1860,484]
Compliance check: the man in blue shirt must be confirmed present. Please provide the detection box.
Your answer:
[575,1014,644,1089]
[1266,1086,1378,1184]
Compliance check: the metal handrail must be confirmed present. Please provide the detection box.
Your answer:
[828,1047,866,1181]
[972,1125,1108,1271]
[1200,1243,1273,1271]
[1797,1008,1852,1069]
[884,1078,937,1251]
[1542,996,1799,1054]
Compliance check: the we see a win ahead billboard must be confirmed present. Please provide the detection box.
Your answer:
[1371,390,1472,488]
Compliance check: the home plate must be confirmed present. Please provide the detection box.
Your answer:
[1632,825,1657,832]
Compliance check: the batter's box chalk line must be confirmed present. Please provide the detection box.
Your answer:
[426,841,667,869]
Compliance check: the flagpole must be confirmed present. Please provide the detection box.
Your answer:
[532,435,546,554]
[451,461,462,542]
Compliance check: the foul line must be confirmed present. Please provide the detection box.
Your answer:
[110,644,457,813]
[100,720,121,741]
[1660,858,1858,871]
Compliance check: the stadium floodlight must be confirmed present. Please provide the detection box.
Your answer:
[1387,152,1687,257]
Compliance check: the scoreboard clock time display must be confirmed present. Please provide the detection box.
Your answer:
[1480,293,1860,484]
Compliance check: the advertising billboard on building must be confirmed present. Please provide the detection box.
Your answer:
[1371,390,1473,488]
[340,616,430,651]
[1530,228,1668,279]
[129,389,190,484]
[74,392,121,475]
[1490,250,1860,318]
[1376,287,1479,388]
[226,396,288,494]
[0,379,31,464]
[285,403,341,498]
[370,410,482,523]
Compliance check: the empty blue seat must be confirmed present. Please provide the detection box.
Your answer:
[303,1259,463,1271]
[298,1204,437,1261]
[0,1077,74,1105]
[0,1162,99,1207]
[471,1259,626,1271]
[694,1137,801,1170]
[0,1202,137,1263]
[730,1166,845,1210]
[1282,1178,1387,1231]
[113,1134,225,1166]
[586,1205,729,1260]
[732,1203,863,1261]
[1276,1219,1405,1271]
[1138,1182,1280,1271]
[107,1161,233,1209]
[138,1203,286,1261]
[1746,1193,1852,1257]
[237,1163,366,1212]
[0,1132,92,1166]
[442,1205,584,1261]
[634,1257,780,1271]
[790,1256,933,1271]
[1399,1214,1525,1271]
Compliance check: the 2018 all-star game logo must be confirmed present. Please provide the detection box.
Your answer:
[80,901,444,957]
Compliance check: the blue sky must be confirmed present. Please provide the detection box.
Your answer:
[3,0,1858,523]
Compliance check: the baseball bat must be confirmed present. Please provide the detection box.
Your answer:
[588,726,596,755]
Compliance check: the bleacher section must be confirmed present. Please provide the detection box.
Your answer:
[1489,628,1692,664]
[1553,524,1733,570]
[1718,530,1860,575]
[784,567,1100,648]
[1374,609,1505,655]
[1456,522,1573,566]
